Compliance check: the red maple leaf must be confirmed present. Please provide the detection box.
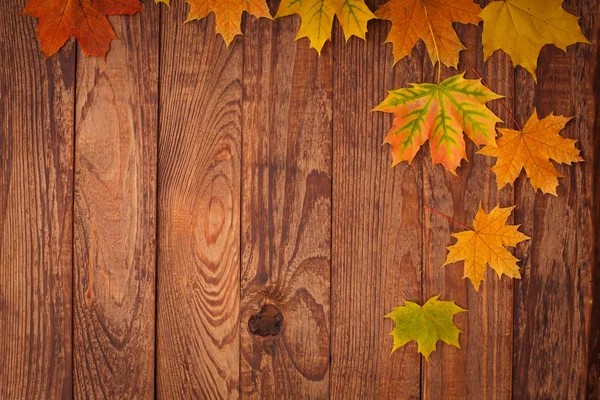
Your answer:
[24,0,142,57]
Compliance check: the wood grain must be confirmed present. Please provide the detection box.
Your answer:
[156,2,241,398]
[420,11,516,399]
[72,4,158,398]
[240,4,332,397]
[0,1,75,398]
[331,1,422,397]
[512,0,599,397]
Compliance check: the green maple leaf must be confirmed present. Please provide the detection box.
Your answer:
[385,296,466,359]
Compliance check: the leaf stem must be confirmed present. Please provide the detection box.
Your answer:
[423,205,471,231]
[422,1,441,84]
[471,68,523,131]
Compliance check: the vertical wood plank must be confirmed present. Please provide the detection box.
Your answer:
[157,3,241,398]
[421,16,515,399]
[72,3,158,398]
[512,0,598,397]
[0,1,75,398]
[240,5,332,398]
[331,1,422,397]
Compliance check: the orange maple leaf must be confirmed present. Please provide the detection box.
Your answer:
[478,110,584,196]
[156,0,272,46]
[24,0,142,58]
[376,0,481,67]
[444,204,529,291]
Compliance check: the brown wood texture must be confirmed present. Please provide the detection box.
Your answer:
[240,2,332,397]
[156,2,241,398]
[331,1,422,397]
[1,0,599,398]
[512,0,599,398]
[0,0,75,398]
[72,5,159,398]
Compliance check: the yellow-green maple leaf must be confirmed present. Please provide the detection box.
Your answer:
[444,204,529,291]
[155,0,272,46]
[480,0,590,80]
[385,296,466,360]
[376,0,481,67]
[375,73,502,173]
[276,0,376,54]
[478,110,583,196]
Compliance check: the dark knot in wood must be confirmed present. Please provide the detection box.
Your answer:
[248,304,283,337]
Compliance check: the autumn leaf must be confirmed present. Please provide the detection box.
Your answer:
[478,110,583,196]
[24,0,142,57]
[480,0,590,80]
[375,73,502,173]
[375,0,481,67]
[385,296,466,360]
[155,0,272,46]
[275,0,376,54]
[444,204,529,291]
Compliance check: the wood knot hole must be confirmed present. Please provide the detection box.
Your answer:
[248,304,283,337]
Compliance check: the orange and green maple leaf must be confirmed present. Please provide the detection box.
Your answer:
[276,0,376,54]
[444,204,529,291]
[376,0,481,67]
[386,296,466,360]
[24,0,142,57]
[156,0,272,46]
[375,73,502,173]
[478,110,583,196]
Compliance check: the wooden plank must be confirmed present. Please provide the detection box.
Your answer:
[0,1,75,398]
[512,0,598,397]
[421,15,515,399]
[156,3,241,398]
[72,9,158,399]
[239,4,332,397]
[330,1,422,397]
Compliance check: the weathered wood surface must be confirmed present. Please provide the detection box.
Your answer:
[240,1,332,397]
[156,2,241,398]
[0,1,75,398]
[0,0,599,398]
[72,6,158,398]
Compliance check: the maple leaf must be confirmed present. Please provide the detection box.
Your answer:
[275,0,376,54]
[480,0,590,80]
[374,73,502,173]
[375,0,481,67]
[24,0,142,57]
[155,0,272,46]
[385,296,466,360]
[478,110,583,196]
[444,204,529,291]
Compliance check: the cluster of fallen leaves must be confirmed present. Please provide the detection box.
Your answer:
[24,0,589,362]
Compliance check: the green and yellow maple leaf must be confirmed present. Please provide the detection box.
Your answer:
[375,73,502,173]
[480,0,590,80]
[155,0,272,46]
[386,296,466,360]
[444,204,529,291]
[478,110,583,196]
[376,0,481,67]
[275,0,376,54]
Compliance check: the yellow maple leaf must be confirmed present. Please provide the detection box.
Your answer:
[444,205,529,291]
[478,110,583,196]
[375,0,481,67]
[155,0,272,46]
[375,73,502,173]
[385,296,466,360]
[480,0,590,80]
[275,0,376,54]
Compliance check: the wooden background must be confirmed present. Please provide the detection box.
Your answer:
[1,0,599,398]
